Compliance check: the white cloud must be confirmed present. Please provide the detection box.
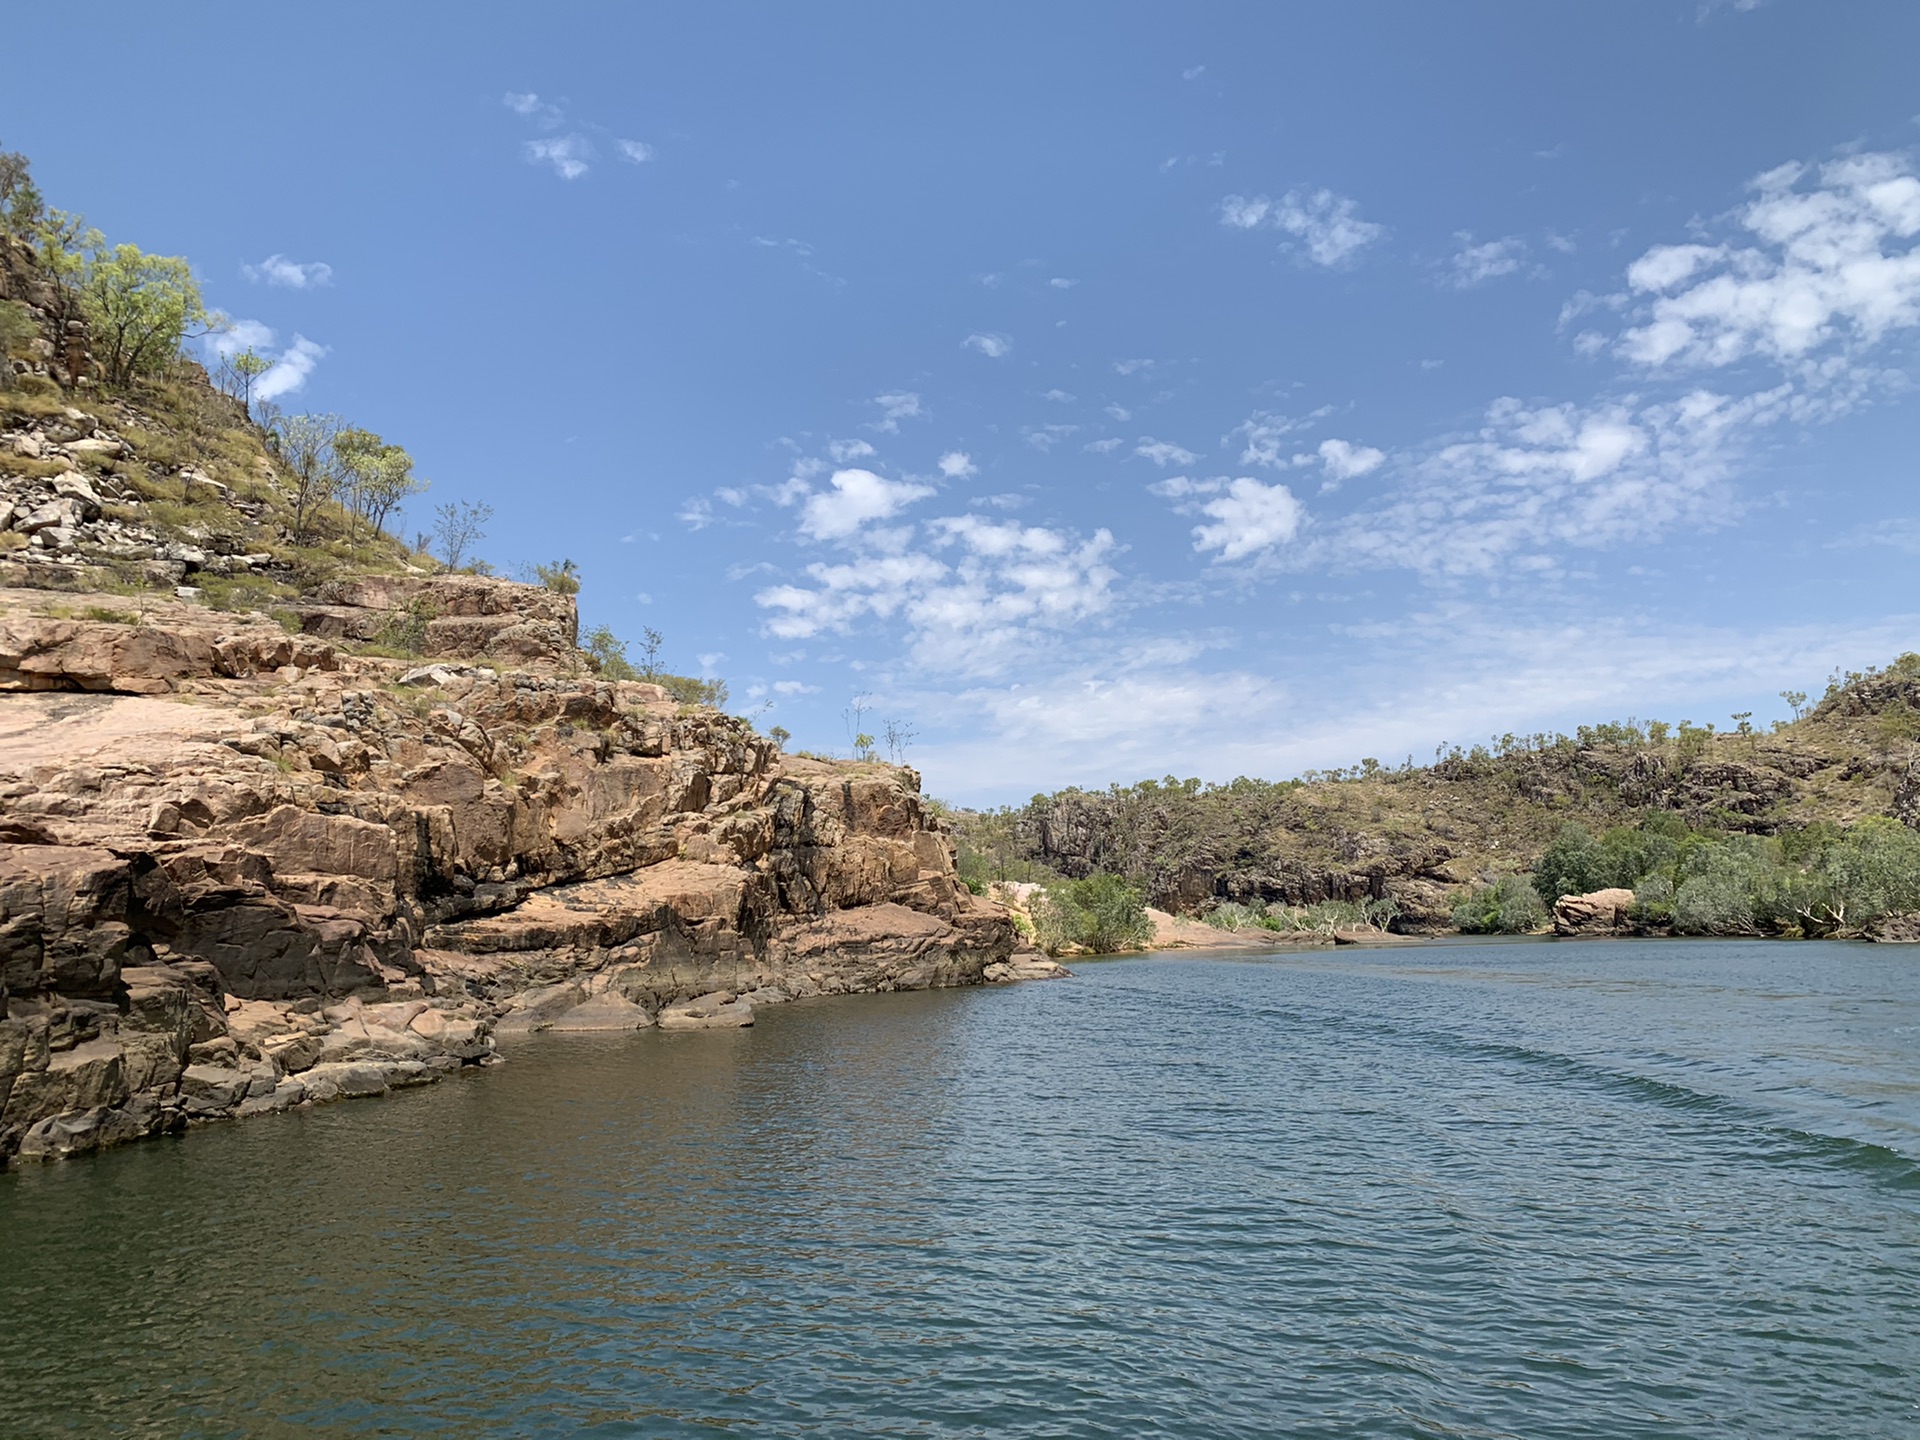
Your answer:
[679,497,715,530]
[1106,403,1132,421]
[1231,410,1317,468]
[204,322,325,400]
[964,332,1013,359]
[798,468,936,540]
[1134,437,1199,467]
[1190,478,1305,562]
[1042,388,1076,403]
[772,680,819,695]
[938,451,977,479]
[254,335,326,401]
[1447,233,1529,287]
[206,318,276,360]
[241,254,333,289]
[524,135,593,179]
[1315,437,1386,484]
[828,438,877,462]
[503,91,563,126]
[1083,437,1124,454]
[1219,187,1385,266]
[1147,475,1209,498]
[1617,152,1920,370]
[1025,423,1079,452]
[1182,64,1207,80]
[1323,388,1787,577]
[1049,277,1078,289]
[616,139,654,163]
[756,509,1118,676]
[1113,358,1154,376]
[870,392,923,432]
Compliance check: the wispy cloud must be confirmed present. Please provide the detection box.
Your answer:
[1219,187,1385,266]
[963,332,1013,359]
[757,514,1119,676]
[1025,423,1080,452]
[524,135,593,180]
[504,89,653,179]
[503,91,563,127]
[869,392,924,433]
[1134,437,1199,467]
[1446,233,1530,288]
[938,451,977,479]
[241,254,332,289]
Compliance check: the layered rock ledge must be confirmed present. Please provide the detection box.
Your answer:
[0,586,1030,1164]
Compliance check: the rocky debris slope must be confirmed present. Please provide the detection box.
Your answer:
[0,588,1024,1166]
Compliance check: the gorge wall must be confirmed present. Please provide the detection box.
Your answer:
[0,580,1029,1165]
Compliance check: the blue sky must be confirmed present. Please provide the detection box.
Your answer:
[9,2,1920,804]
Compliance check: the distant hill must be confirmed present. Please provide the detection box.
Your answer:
[949,656,1920,936]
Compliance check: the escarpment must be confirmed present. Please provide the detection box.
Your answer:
[0,584,1024,1164]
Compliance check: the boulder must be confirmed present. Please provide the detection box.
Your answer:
[657,991,754,1030]
[298,1061,390,1102]
[1552,888,1637,936]
[545,992,653,1032]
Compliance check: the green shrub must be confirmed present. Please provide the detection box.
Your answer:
[534,559,581,595]
[1452,876,1547,934]
[1032,873,1153,955]
[658,673,729,709]
[1818,817,1920,929]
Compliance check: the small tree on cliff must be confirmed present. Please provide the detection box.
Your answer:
[335,427,426,539]
[272,413,343,541]
[78,243,213,385]
[432,499,492,572]
[219,347,272,420]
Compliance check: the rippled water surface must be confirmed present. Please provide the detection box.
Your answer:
[3,940,1917,1439]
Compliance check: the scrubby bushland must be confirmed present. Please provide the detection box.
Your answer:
[944,653,1920,934]
[1032,874,1153,955]
[1526,813,1920,937]
[1207,896,1402,936]
[581,624,729,709]
[1451,877,1548,934]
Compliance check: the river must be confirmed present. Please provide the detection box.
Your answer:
[2,939,1915,1439]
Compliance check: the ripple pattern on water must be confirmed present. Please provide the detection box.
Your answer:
[2,939,1916,1439]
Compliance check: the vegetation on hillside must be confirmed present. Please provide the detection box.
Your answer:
[1,143,749,706]
[1029,873,1154,955]
[946,654,1920,940]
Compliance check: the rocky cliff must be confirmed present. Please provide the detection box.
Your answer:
[1,235,1042,1166]
[0,583,1033,1164]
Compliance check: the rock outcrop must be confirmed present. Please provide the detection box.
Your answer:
[1551,888,1637,936]
[0,587,1023,1165]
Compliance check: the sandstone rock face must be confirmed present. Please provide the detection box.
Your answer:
[292,575,578,670]
[0,584,1021,1164]
[1551,888,1637,936]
